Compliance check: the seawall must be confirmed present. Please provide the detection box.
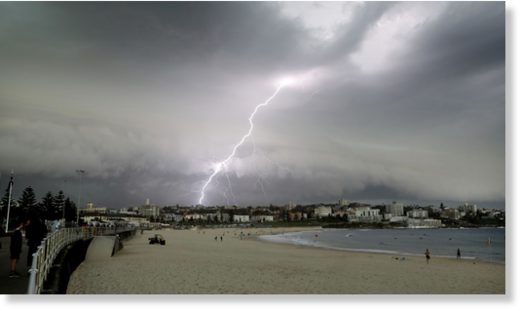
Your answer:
[41,230,135,294]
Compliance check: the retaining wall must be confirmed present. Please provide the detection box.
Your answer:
[41,230,136,294]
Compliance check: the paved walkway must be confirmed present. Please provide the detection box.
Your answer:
[0,236,30,294]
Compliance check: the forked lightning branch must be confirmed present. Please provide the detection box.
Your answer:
[197,77,296,205]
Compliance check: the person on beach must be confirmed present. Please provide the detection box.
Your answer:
[220,236,223,242]
[425,249,431,264]
[214,236,218,241]
[9,219,25,278]
[457,248,461,259]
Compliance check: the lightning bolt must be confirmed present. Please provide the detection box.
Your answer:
[223,170,237,205]
[251,135,268,203]
[198,83,287,205]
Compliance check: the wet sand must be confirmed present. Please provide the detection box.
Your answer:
[67,227,505,294]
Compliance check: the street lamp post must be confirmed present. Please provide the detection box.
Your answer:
[4,172,14,232]
[61,178,67,225]
[76,170,85,225]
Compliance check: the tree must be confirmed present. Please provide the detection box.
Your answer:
[64,197,77,222]
[54,191,65,220]
[41,191,56,220]
[18,186,37,217]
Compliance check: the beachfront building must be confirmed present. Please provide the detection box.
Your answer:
[314,206,332,218]
[184,213,205,221]
[332,205,349,218]
[118,207,138,215]
[208,211,220,222]
[383,213,393,221]
[353,207,382,223]
[339,199,349,207]
[217,210,231,223]
[286,205,310,221]
[386,202,404,216]
[250,209,274,223]
[232,214,250,223]
[459,203,478,214]
[161,213,184,223]
[389,216,408,224]
[81,214,149,227]
[406,209,428,219]
[251,215,274,223]
[138,199,160,218]
[79,202,108,215]
[441,208,461,220]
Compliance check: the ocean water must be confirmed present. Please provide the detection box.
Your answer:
[259,227,505,263]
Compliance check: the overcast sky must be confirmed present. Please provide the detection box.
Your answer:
[0,1,505,209]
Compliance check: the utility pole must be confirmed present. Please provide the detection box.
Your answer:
[76,170,85,225]
[61,178,67,226]
[5,171,14,232]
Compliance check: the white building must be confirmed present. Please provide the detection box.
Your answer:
[339,199,349,207]
[218,211,231,223]
[233,215,250,223]
[441,208,461,220]
[204,212,219,222]
[407,209,428,219]
[80,202,108,214]
[386,202,404,216]
[185,213,204,221]
[82,214,149,227]
[162,213,184,223]
[138,199,160,218]
[389,216,408,223]
[118,208,138,215]
[354,207,382,222]
[314,206,332,218]
[251,215,274,223]
[460,203,478,214]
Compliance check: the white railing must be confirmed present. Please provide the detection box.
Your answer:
[27,225,136,294]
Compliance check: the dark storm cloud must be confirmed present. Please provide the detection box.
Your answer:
[0,2,505,208]
[0,2,310,73]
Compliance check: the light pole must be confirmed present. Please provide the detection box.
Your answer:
[76,170,85,225]
[4,171,14,232]
[61,178,67,225]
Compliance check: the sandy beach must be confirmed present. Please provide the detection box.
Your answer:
[66,227,505,294]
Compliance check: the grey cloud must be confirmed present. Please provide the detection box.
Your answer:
[318,1,394,62]
[0,2,311,75]
[0,2,505,209]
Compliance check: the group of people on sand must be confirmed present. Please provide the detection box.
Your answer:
[7,216,48,278]
[424,248,462,264]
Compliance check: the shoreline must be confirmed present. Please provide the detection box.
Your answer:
[253,227,505,265]
[254,235,503,265]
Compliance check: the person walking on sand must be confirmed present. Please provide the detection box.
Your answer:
[425,248,431,264]
[457,248,461,259]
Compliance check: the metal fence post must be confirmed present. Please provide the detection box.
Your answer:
[27,251,39,294]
